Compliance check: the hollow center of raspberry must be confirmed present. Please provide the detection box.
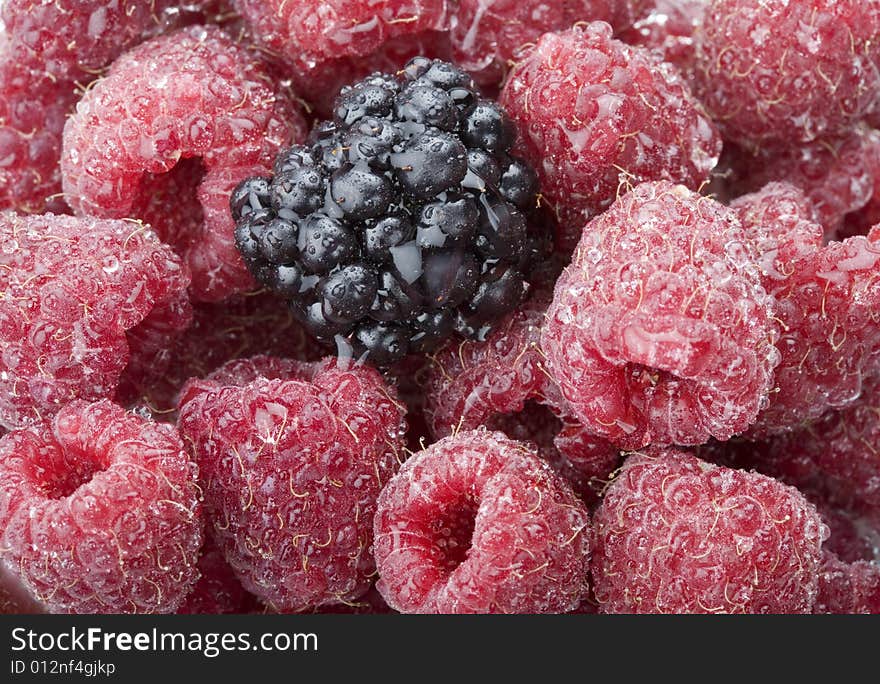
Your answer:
[431,496,479,573]
[39,454,109,499]
[626,363,677,389]
[134,157,206,247]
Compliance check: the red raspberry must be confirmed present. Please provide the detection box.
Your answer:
[694,0,880,146]
[61,25,306,302]
[814,552,880,614]
[0,212,191,431]
[618,0,707,81]
[373,429,591,613]
[541,182,779,449]
[424,294,619,501]
[449,1,652,87]
[178,538,258,615]
[234,0,450,72]
[753,229,880,434]
[726,129,875,234]
[177,355,406,612]
[816,506,878,564]
[592,450,827,614]
[312,585,395,614]
[500,23,720,251]
[120,291,321,417]
[0,400,202,614]
[842,128,880,239]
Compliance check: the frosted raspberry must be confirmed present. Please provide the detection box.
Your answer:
[817,506,878,564]
[730,182,824,283]
[178,538,258,615]
[695,0,880,146]
[618,0,707,81]
[726,129,875,234]
[177,355,406,612]
[449,1,652,87]
[0,400,202,614]
[814,552,880,614]
[425,294,619,501]
[312,585,395,614]
[373,429,591,613]
[541,182,779,449]
[0,212,191,431]
[842,128,880,239]
[0,0,212,213]
[61,25,306,302]
[120,291,321,417]
[234,0,450,72]
[500,23,720,250]
[752,229,880,434]
[592,450,827,614]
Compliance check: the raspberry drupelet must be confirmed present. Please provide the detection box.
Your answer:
[0,400,203,614]
[591,450,828,614]
[500,22,720,250]
[373,429,592,613]
[694,0,880,147]
[0,212,192,431]
[177,355,406,612]
[541,181,779,449]
[61,25,306,302]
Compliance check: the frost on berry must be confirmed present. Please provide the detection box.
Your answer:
[0,212,192,431]
[425,294,619,502]
[0,1,186,213]
[177,355,406,612]
[234,0,450,72]
[842,128,880,239]
[0,400,203,614]
[373,429,591,613]
[592,450,828,614]
[618,0,708,81]
[177,537,258,615]
[119,291,321,417]
[749,227,880,434]
[61,25,307,302]
[726,128,875,235]
[541,182,779,449]
[695,0,880,147]
[814,552,880,614]
[449,1,652,87]
[500,22,720,251]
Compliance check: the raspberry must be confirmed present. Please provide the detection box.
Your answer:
[592,450,827,614]
[814,552,880,614]
[541,182,779,449]
[618,0,707,81]
[373,429,591,613]
[120,291,321,417]
[751,228,880,434]
[234,0,450,72]
[842,128,880,239]
[61,25,306,302]
[177,355,406,612]
[726,129,875,234]
[695,0,880,147]
[178,538,258,615]
[816,506,878,564]
[499,22,720,251]
[0,400,202,614]
[424,293,619,501]
[0,212,191,431]
[233,58,550,365]
[449,1,652,87]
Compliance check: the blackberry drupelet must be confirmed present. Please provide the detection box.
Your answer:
[232,58,549,365]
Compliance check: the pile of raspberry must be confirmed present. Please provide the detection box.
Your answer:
[1,0,879,615]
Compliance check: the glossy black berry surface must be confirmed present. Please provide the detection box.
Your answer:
[232,57,550,365]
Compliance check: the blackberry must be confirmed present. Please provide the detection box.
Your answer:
[232,58,549,365]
